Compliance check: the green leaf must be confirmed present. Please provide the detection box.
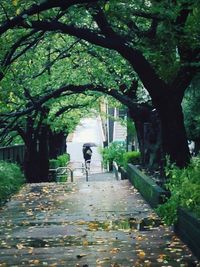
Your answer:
[104,2,110,11]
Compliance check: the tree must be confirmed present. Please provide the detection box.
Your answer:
[0,0,199,167]
[0,45,103,182]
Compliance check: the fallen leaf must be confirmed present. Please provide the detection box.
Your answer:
[82,239,89,246]
[136,235,146,241]
[144,260,151,267]
[137,250,146,259]
[16,243,25,249]
[29,259,40,265]
[88,222,99,230]
[96,257,110,264]
[110,247,120,254]
[111,263,121,267]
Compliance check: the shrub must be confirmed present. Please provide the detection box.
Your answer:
[49,154,70,182]
[100,142,126,168]
[57,153,70,167]
[123,151,141,168]
[0,161,25,205]
[157,157,200,225]
[49,159,60,169]
[49,153,70,169]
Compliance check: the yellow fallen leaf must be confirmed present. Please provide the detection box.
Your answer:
[110,247,120,254]
[136,235,145,241]
[16,243,25,249]
[88,222,99,230]
[28,247,34,254]
[82,239,89,246]
[96,257,110,264]
[77,220,86,225]
[137,250,146,259]
[29,260,40,265]
[144,260,151,267]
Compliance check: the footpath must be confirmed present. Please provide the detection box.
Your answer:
[0,173,199,266]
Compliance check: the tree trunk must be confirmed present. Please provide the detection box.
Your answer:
[129,106,162,169]
[49,131,67,159]
[129,106,151,165]
[24,140,40,183]
[38,125,50,182]
[158,101,190,167]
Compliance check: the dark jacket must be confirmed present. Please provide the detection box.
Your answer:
[83,146,92,161]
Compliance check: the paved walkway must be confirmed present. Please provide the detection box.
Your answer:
[66,116,105,176]
[0,174,199,266]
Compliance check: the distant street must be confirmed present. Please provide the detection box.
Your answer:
[66,116,105,176]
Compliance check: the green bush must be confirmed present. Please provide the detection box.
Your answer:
[100,142,126,168]
[0,161,25,205]
[49,159,60,169]
[157,157,200,225]
[49,154,70,182]
[49,153,70,169]
[57,153,70,167]
[123,151,141,168]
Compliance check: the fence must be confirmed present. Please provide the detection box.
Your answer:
[0,145,25,166]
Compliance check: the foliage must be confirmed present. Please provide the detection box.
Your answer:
[183,74,200,141]
[123,151,141,168]
[0,161,25,205]
[0,0,199,169]
[49,153,70,169]
[49,153,70,182]
[57,153,70,167]
[49,159,59,169]
[100,142,126,168]
[157,157,200,225]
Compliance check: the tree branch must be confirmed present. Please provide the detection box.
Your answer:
[19,20,167,100]
[0,0,98,35]
[55,103,89,117]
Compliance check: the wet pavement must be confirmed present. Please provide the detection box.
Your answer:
[66,116,104,177]
[0,173,199,267]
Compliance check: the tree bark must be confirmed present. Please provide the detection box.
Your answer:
[38,125,50,182]
[129,106,162,169]
[24,139,40,183]
[158,100,190,167]
[49,131,67,159]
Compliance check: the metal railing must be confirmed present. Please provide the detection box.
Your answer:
[49,165,89,182]
[49,160,104,183]
[113,161,120,180]
[49,167,74,182]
